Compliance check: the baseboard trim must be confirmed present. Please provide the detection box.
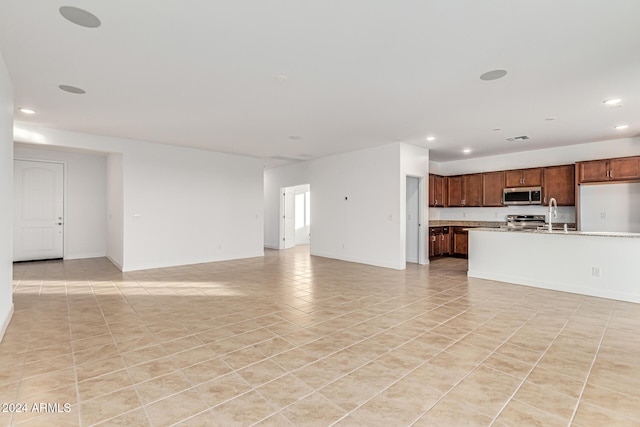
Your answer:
[0,303,14,343]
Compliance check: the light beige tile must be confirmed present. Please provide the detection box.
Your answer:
[195,372,251,407]
[134,371,192,405]
[8,248,640,427]
[493,399,567,427]
[80,386,142,426]
[145,388,209,427]
[280,392,345,427]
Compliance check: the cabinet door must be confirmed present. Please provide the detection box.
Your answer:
[447,176,464,207]
[504,170,523,187]
[543,165,575,206]
[464,174,483,206]
[429,228,442,258]
[609,157,640,181]
[434,175,446,207]
[441,230,451,255]
[522,168,543,186]
[452,228,468,256]
[578,160,609,183]
[428,175,436,207]
[482,171,504,206]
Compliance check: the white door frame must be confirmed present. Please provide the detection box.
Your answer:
[278,187,295,249]
[403,174,427,265]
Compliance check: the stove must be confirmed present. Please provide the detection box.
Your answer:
[502,214,546,230]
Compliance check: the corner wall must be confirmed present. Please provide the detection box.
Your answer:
[265,142,429,270]
[0,53,13,341]
[14,124,264,272]
[13,144,108,260]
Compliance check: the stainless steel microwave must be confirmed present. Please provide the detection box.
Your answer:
[503,186,542,205]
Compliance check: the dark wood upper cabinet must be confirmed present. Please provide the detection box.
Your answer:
[447,176,464,207]
[482,171,504,207]
[505,168,543,187]
[446,174,482,207]
[609,157,640,180]
[577,156,640,183]
[464,174,483,207]
[578,159,609,182]
[428,174,447,207]
[543,164,575,206]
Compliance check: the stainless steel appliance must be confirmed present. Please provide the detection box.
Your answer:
[503,186,542,205]
[501,214,546,230]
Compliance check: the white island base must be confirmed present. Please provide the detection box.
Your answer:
[468,229,640,303]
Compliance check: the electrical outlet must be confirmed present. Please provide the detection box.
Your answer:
[592,267,600,277]
[462,212,467,218]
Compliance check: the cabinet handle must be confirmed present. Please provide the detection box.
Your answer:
[610,170,613,178]
[432,236,436,242]
[441,235,445,240]
[544,196,546,204]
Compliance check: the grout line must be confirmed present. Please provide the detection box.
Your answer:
[486,299,592,426]
[566,305,613,426]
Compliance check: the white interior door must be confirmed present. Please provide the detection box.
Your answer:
[14,160,64,261]
[406,176,419,263]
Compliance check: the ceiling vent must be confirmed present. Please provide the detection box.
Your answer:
[506,135,530,142]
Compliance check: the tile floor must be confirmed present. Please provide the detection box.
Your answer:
[1,246,639,426]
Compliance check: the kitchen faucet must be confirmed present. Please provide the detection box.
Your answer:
[548,197,557,231]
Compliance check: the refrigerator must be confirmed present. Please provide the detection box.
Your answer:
[579,182,640,232]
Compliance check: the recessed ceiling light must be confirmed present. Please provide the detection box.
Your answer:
[545,117,557,121]
[462,148,472,154]
[426,136,435,142]
[59,85,86,94]
[59,6,101,28]
[492,127,502,131]
[615,124,629,130]
[604,98,622,106]
[276,75,289,82]
[288,135,302,140]
[19,108,36,114]
[480,69,507,81]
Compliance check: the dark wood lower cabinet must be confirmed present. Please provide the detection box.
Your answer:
[429,227,450,258]
[452,227,469,257]
[429,226,468,259]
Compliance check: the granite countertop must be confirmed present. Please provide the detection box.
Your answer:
[469,227,640,238]
[428,220,505,228]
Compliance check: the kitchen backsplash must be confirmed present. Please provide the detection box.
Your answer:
[429,205,576,223]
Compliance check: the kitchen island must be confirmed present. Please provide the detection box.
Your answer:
[467,228,640,303]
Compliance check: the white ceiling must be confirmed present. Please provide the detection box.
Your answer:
[1,1,639,166]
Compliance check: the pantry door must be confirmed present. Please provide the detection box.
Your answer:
[14,160,64,261]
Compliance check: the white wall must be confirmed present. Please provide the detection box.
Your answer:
[14,124,265,272]
[265,142,429,270]
[107,153,124,268]
[0,53,13,341]
[13,144,107,260]
[431,137,640,176]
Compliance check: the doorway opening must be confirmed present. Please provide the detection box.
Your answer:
[405,175,425,264]
[13,159,65,262]
[279,184,311,250]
